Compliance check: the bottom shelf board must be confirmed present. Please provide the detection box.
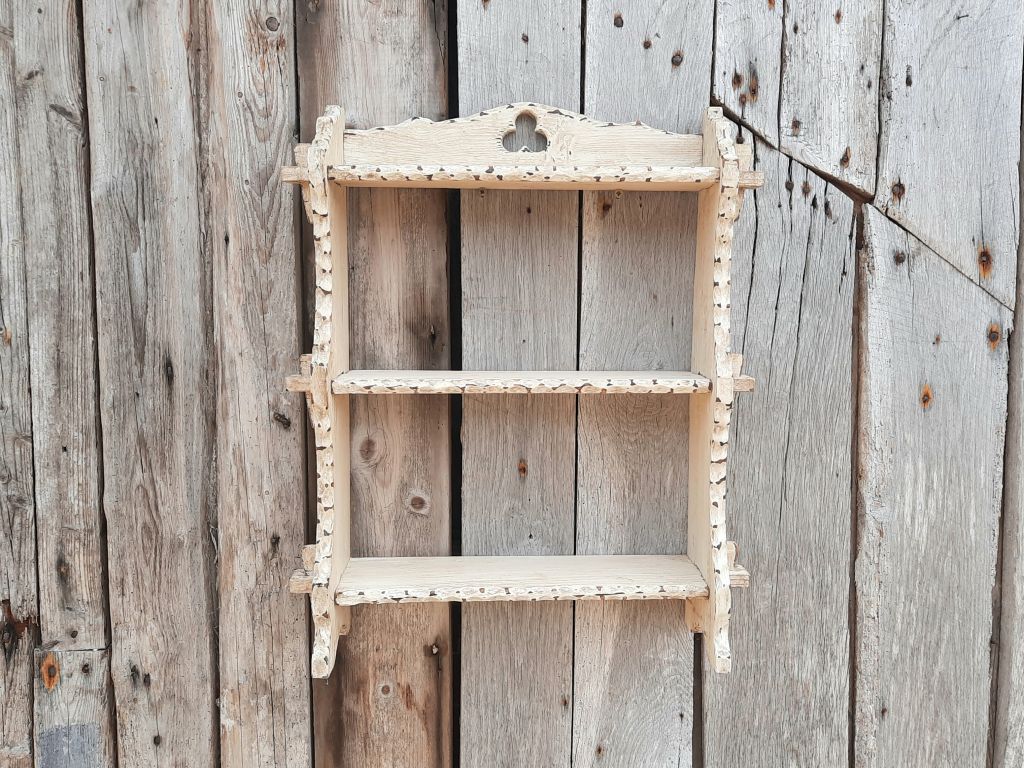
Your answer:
[332,554,708,605]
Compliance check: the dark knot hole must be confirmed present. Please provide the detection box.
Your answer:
[502,112,547,153]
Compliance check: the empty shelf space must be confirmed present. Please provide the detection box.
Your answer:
[326,164,763,192]
[332,370,712,394]
[334,555,708,605]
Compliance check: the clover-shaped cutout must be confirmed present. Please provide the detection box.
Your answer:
[502,111,548,153]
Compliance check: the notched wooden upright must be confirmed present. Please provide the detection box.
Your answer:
[284,103,759,678]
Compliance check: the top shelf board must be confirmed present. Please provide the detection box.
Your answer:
[283,102,764,192]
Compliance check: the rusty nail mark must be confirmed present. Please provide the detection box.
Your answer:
[834,8,843,23]
[1,327,10,345]
[934,334,941,345]
[920,384,933,410]
[840,146,851,168]
[767,0,776,8]
[987,323,1001,349]
[517,458,528,478]
[732,71,743,89]
[82,663,91,674]
[153,735,162,746]
[273,411,292,428]
[800,180,811,197]
[748,73,759,101]
[521,32,529,43]
[41,652,60,690]
[891,181,905,202]
[784,179,794,192]
[643,38,652,49]
[893,251,907,265]
[978,245,993,278]
[739,93,748,107]
[791,118,802,135]
[613,12,623,27]
[671,50,683,67]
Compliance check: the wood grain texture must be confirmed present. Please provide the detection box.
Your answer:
[297,0,452,764]
[856,206,1009,767]
[994,121,1024,768]
[713,0,881,195]
[875,0,1022,308]
[33,649,115,768]
[16,0,107,654]
[83,1,217,764]
[206,1,311,763]
[0,1,37,762]
[574,3,711,763]
[458,2,581,765]
[704,140,855,766]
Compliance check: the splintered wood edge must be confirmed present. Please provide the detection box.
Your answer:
[302,105,350,679]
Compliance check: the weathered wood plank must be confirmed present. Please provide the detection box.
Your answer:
[0,1,37,763]
[574,2,712,764]
[712,0,780,152]
[82,1,217,764]
[994,121,1024,768]
[704,140,855,766]
[458,2,581,765]
[206,3,311,765]
[33,649,115,768]
[16,0,106,652]
[875,0,1022,307]
[856,206,1009,767]
[297,1,452,765]
[713,0,882,195]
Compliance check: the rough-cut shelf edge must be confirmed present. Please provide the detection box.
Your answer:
[288,550,750,604]
[316,164,763,191]
[327,369,720,394]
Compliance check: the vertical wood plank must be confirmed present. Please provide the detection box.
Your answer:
[712,0,780,145]
[296,2,452,765]
[875,0,1022,307]
[713,1,881,195]
[0,1,37,763]
[17,0,107,654]
[206,2,311,765]
[33,649,115,768]
[994,116,1024,768]
[457,2,580,766]
[83,1,218,764]
[856,206,1009,767]
[704,142,855,766]
[574,3,711,765]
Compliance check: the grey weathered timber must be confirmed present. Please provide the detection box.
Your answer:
[995,120,1024,768]
[704,140,855,767]
[857,206,1010,767]
[573,3,711,765]
[875,0,1023,308]
[206,3,311,766]
[16,0,107,651]
[297,2,452,766]
[33,649,115,768]
[0,1,36,763]
[458,2,580,765]
[713,0,881,195]
[83,1,217,764]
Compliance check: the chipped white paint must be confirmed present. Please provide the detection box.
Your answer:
[332,370,712,394]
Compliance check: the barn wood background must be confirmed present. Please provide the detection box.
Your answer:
[1,1,1023,766]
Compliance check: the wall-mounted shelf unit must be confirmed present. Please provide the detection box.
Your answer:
[283,102,761,679]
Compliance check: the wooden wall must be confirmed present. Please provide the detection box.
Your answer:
[1,2,1022,767]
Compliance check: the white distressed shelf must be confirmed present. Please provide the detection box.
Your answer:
[283,102,760,678]
[290,552,750,605]
[326,369,714,395]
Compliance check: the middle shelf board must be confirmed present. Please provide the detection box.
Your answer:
[332,370,712,395]
[344,555,706,605]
